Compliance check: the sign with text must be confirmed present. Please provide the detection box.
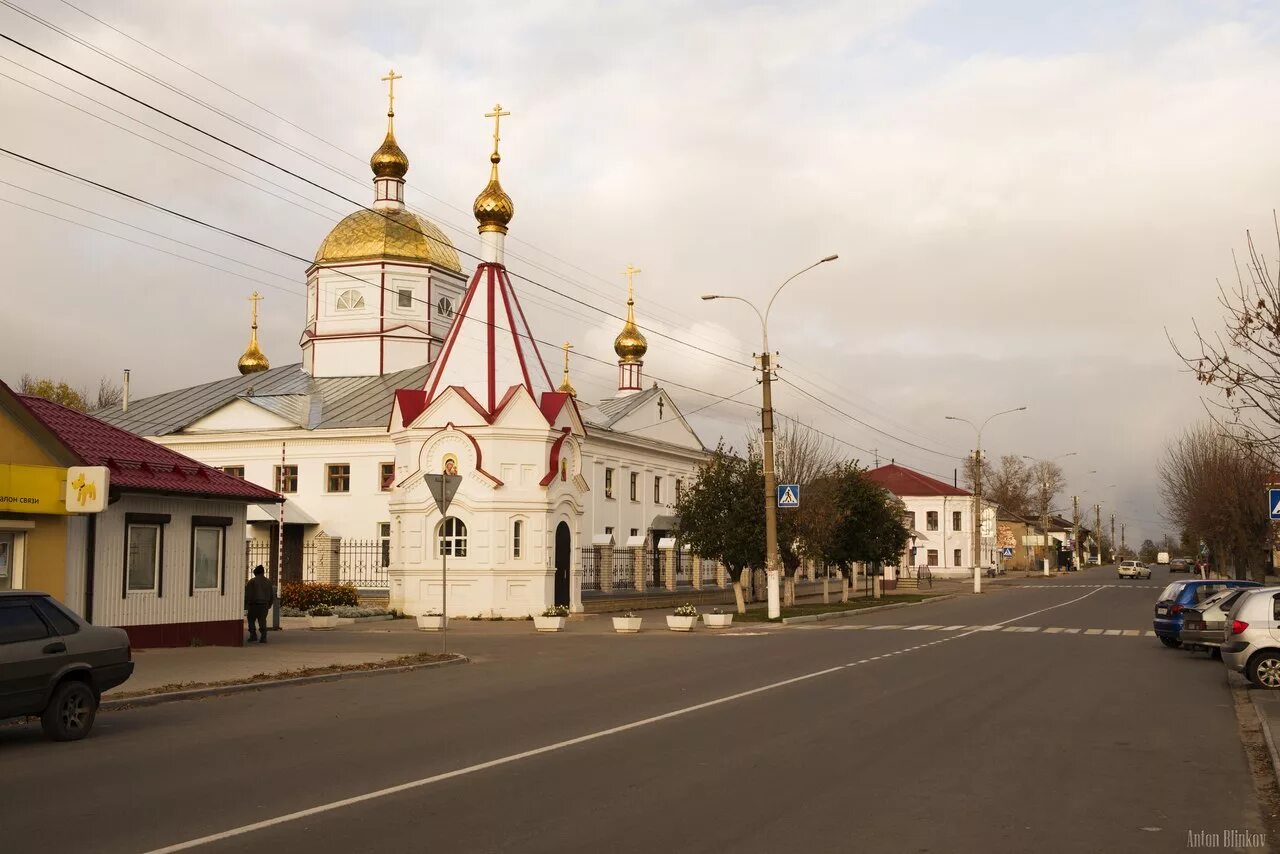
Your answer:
[0,464,69,515]
[777,484,800,509]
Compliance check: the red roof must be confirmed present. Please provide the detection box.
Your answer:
[16,393,280,503]
[865,463,971,497]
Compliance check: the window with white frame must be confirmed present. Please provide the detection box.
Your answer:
[397,288,413,308]
[191,527,224,591]
[906,511,916,531]
[336,289,366,310]
[952,511,962,532]
[926,549,939,567]
[926,511,939,531]
[127,524,161,592]
[630,472,638,502]
[604,468,614,499]
[379,522,391,568]
[953,548,962,566]
[512,520,523,559]
[437,296,454,317]
[653,476,662,504]
[438,517,467,557]
[380,462,395,492]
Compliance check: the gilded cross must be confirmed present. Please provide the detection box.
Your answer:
[485,103,511,155]
[248,291,262,327]
[561,341,574,374]
[381,69,402,116]
[624,265,641,302]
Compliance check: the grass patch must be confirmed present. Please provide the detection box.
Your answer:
[733,595,933,623]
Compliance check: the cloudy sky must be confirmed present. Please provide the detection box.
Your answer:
[3,0,1279,543]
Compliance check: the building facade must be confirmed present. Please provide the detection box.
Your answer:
[866,464,997,579]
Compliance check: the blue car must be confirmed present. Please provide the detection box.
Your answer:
[1153,579,1260,647]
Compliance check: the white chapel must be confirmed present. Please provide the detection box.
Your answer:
[96,77,710,616]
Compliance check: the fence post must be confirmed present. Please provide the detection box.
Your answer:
[595,536,615,594]
[630,537,646,592]
[716,561,727,588]
[690,549,702,590]
[659,538,677,591]
[313,534,341,584]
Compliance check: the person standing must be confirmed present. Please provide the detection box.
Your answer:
[244,565,274,644]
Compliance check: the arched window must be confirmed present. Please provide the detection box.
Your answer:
[336,289,366,310]
[512,520,523,559]
[438,517,467,557]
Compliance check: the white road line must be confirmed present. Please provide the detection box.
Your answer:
[1122,630,1140,637]
[942,625,966,631]
[1044,627,1064,634]
[1144,630,1157,637]
[1104,629,1123,636]
[1064,628,1081,634]
[1085,629,1104,635]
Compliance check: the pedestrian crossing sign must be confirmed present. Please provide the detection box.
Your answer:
[1001,546,1014,558]
[1270,488,1280,521]
[777,484,800,509]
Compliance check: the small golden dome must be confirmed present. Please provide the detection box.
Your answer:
[238,339,269,375]
[473,153,514,234]
[370,128,409,180]
[314,208,462,271]
[614,306,647,364]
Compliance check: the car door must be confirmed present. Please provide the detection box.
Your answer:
[0,598,57,718]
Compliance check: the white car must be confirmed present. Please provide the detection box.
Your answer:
[1118,560,1152,579]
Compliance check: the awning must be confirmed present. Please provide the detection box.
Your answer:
[908,529,929,542]
[247,499,318,525]
[650,514,680,531]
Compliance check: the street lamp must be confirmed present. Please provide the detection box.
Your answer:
[943,406,1027,594]
[1022,452,1077,576]
[702,254,839,620]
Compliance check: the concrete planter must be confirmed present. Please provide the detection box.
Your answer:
[534,616,566,633]
[702,613,734,629]
[307,614,339,630]
[667,615,696,632]
[612,616,643,633]
[416,614,446,632]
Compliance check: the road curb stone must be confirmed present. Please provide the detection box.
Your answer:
[781,593,959,625]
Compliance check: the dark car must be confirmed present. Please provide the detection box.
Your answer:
[1153,579,1260,648]
[0,592,133,741]
[1169,557,1192,573]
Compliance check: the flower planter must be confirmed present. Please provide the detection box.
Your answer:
[667,615,696,632]
[416,614,446,632]
[307,615,339,630]
[702,613,734,629]
[534,616,566,632]
[612,616,643,633]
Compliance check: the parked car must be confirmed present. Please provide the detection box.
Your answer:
[1222,588,1280,688]
[0,592,133,741]
[1179,587,1257,657]
[1169,557,1191,573]
[1087,555,1102,566]
[1153,579,1260,648]
[1118,560,1152,580]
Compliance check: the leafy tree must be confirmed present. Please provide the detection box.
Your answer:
[674,444,766,603]
[19,374,89,411]
[1138,539,1159,563]
[824,464,911,570]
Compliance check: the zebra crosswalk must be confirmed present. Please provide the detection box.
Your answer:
[822,623,1155,637]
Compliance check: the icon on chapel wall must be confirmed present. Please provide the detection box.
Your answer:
[443,454,459,477]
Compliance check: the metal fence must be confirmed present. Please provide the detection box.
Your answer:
[580,546,725,595]
[245,538,389,589]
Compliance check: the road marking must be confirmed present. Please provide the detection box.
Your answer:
[942,625,966,631]
[1144,630,1157,637]
[868,625,902,630]
[1103,629,1123,636]
[1063,628,1081,634]
[1122,630,1140,637]
[1044,627,1064,634]
[1085,629,1104,635]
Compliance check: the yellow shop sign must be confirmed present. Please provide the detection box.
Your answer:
[0,464,70,515]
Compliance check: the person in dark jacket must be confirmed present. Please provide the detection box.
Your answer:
[244,565,274,644]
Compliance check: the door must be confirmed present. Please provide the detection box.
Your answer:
[554,522,571,607]
[0,533,15,590]
[0,597,58,718]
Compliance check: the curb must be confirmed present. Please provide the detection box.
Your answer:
[781,594,959,625]
[1251,692,1280,785]
[101,654,468,711]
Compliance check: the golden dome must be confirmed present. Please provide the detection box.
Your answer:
[314,208,462,271]
[370,128,409,180]
[614,304,647,364]
[238,339,269,375]
[473,153,514,234]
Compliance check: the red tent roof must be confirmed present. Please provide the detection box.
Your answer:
[15,392,280,503]
[865,463,971,497]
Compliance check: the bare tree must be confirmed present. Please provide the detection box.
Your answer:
[1171,220,1280,456]
[963,453,1035,516]
[1159,423,1271,580]
[95,376,123,410]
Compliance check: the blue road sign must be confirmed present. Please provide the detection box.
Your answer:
[1001,546,1015,558]
[1271,488,1280,521]
[777,484,800,509]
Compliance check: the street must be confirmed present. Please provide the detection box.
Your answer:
[0,563,1266,854]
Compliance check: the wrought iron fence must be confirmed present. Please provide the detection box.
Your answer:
[580,546,728,595]
[244,538,389,589]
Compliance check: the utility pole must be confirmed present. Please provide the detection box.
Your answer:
[1041,478,1051,577]
[1111,513,1116,560]
[1072,495,1080,571]
[1121,523,1126,555]
[972,448,982,592]
[1095,504,1102,564]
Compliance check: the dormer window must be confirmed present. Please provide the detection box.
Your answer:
[336,289,366,311]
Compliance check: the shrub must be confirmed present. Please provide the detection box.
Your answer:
[673,603,698,617]
[280,582,359,611]
[332,606,387,618]
[308,604,334,617]
[540,605,569,618]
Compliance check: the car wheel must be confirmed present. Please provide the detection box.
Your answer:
[1248,652,1280,689]
[1159,636,1181,648]
[40,679,97,741]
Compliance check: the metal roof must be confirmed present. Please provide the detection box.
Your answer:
[587,386,662,428]
[93,363,434,435]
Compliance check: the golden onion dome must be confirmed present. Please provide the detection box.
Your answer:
[614,304,648,364]
[473,152,514,234]
[370,128,409,180]
[314,208,462,271]
[238,338,269,375]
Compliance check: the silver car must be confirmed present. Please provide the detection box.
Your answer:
[1180,588,1255,656]
[1221,587,1280,688]
[1118,560,1152,580]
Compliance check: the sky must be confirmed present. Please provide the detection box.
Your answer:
[3,0,1279,544]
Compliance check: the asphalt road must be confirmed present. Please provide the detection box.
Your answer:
[1,564,1265,853]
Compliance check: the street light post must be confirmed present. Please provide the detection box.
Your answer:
[703,254,838,621]
[944,407,1027,594]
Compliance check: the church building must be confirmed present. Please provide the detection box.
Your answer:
[96,76,709,616]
